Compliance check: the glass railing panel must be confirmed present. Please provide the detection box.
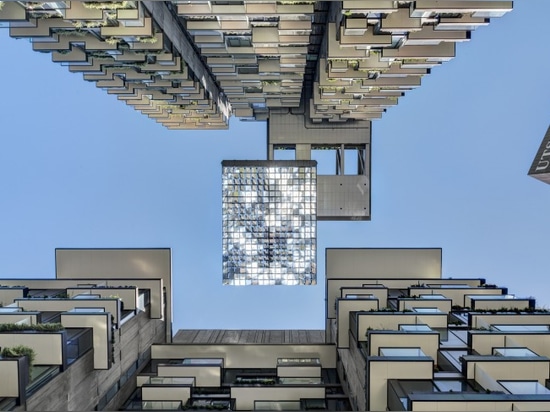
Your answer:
[254,400,301,410]
[142,401,182,410]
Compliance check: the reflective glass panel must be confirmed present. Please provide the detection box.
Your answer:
[499,381,550,394]
[493,324,549,332]
[493,347,538,357]
[399,324,432,332]
[222,161,317,285]
[419,294,446,300]
[379,348,426,357]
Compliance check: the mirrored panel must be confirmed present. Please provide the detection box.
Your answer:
[222,160,317,285]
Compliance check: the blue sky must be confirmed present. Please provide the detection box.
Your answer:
[1,1,549,331]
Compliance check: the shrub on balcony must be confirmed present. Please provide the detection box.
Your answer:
[0,322,64,332]
[1,345,36,377]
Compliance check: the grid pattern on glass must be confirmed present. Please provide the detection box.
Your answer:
[222,162,316,286]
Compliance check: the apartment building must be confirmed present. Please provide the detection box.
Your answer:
[116,247,550,411]
[0,248,171,411]
[2,248,549,410]
[0,1,513,221]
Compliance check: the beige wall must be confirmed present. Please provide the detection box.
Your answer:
[231,386,325,410]
[398,298,452,313]
[157,364,221,387]
[61,313,111,369]
[471,332,550,358]
[141,385,191,403]
[0,359,21,397]
[0,288,26,306]
[277,365,321,378]
[466,359,550,384]
[337,298,379,348]
[467,297,531,311]
[368,359,432,411]
[472,314,550,329]
[55,249,171,280]
[152,344,336,368]
[326,248,441,279]
[55,248,171,341]
[0,333,64,365]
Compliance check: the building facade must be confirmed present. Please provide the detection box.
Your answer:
[2,248,550,410]
[119,248,550,411]
[0,0,513,221]
[0,248,171,411]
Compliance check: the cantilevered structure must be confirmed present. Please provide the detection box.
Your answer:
[0,1,513,129]
[0,1,513,220]
[6,247,550,411]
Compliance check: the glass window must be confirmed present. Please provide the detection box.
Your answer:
[436,284,470,288]
[468,294,515,300]
[493,324,549,332]
[345,294,374,299]
[399,324,432,332]
[379,348,426,357]
[73,294,100,299]
[493,347,539,357]
[499,381,550,395]
[279,377,322,384]
[412,307,441,313]
[226,36,252,47]
[277,358,320,365]
[434,380,477,393]
[182,358,223,366]
[69,307,105,313]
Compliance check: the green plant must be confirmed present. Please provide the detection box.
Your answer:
[82,1,131,10]
[0,322,64,332]
[104,36,120,45]
[0,2,5,12]
[1,345,36,377]
[136,36,158,44]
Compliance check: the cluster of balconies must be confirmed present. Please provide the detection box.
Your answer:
[126,341,350,411]
[330,270,550,411]
[0,277,166,410]
[0,1,228,129]
[0,1,512,128]
[178,0,317,120]
[311,0,512,122]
